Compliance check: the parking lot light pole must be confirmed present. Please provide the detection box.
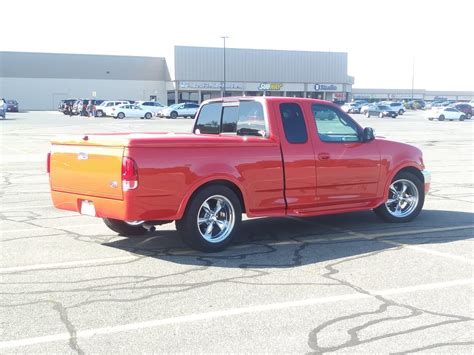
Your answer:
[220,36,229,97]
[411,56,415,100]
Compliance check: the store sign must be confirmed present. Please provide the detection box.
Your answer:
[258,82,284,91]
[313,84,342,92]
[179,82,244,90]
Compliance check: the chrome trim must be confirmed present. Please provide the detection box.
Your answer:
[421,170,431,184]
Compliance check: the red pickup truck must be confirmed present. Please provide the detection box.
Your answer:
[48,97,430,252]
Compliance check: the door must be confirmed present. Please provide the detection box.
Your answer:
[274,101,318,213]
[309,103,381,208]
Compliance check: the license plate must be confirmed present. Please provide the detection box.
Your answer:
[80,200,96,216]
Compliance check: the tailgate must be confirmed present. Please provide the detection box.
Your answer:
[50,145,124,200]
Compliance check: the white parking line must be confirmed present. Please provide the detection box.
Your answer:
[0,224,102,235]
[322,224,474,265]
[0,204,53,212]
[0,278,472,349]
[0,256,138,273]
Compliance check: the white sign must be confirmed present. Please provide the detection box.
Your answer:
[92,91,97,97]
[258,83,284,91]
[312,84,343,92]
[179,82,244,90]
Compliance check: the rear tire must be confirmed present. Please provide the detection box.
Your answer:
[439,115,445,121]
[170,111,178,119]
[96,110,104,117]
[366,112,370,118]
[374,171,424,223]
[379,112,384,118]
[175,185,242,252]
[103,218,147,236]
[117,112,125,119]
[145,112,152,119]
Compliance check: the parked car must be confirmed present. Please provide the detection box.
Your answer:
[135,101,164,115]
[426,107,465,121]
[341,102,361,114]
[159,103,200,119]
[451,103,472,119]
[6,100,19,112]
[384,102,405,115]
[366,104,398,118]
[111,104,154,119]
[0,98,6,119]
[359,103,372,115]
[405,100,426,110]
[96,101,130,117]
[58,99,78,114]
[48,97,430,252]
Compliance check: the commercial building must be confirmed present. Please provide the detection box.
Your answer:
[169,46,354,104]
[0,52,170,110]
[352,88,473,101]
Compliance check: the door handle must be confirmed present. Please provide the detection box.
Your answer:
[318,153,330,160]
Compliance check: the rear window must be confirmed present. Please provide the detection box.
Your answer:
[194,101,266,137]
[195,103,222,134]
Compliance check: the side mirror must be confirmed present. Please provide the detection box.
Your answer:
[362,127,375,142]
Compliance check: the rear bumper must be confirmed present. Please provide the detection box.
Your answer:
[51,190,179,221]
[422,169,431,193]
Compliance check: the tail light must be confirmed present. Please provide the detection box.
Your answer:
[122,157,138,191]
[47,152,51,174]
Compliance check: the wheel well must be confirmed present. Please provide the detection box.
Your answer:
[396,166,424,184]
[189,180,246,213]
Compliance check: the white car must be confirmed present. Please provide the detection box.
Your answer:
[96,101,130,117]
[384,102,405,115]
[135,101,164,115]
[426,107,465,121]
[112,104,154,119]
[158,103,200,119]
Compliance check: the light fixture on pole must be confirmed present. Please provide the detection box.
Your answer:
[220,36,229,97]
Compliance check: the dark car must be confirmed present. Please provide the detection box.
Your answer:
[366,104,398,118]
[405,100,426,110]
[452,103,472,119]
[6,100,19,112]
[59,98,78,114]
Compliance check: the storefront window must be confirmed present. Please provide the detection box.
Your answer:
[286,92,304,98]
[265,91,284,97]
[307,92,324,99]
[179,91,199,103]
[167,91,176,105]
[201,91,221,102]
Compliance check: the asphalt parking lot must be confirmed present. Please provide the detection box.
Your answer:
[0,110,473,354]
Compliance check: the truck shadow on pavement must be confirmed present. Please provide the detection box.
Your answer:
[103,209,473,268]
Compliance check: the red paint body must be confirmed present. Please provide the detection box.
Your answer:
[49,97,428,222]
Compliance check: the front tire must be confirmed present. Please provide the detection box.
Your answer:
[175,185,242,252]
[379,112,384,118]
[439,115,445,121]
[96,110,104,117]
[117,112,125,119]
[374,171,424,223]
[103,218,147,236]
[366,112,370,118]
[170,111,178,119]
[145,112,152,119]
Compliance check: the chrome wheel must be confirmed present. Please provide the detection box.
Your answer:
[197,195,235,243]
[385,179,419,218]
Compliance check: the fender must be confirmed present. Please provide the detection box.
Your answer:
[175,174,248,220]
[381,160,424,203]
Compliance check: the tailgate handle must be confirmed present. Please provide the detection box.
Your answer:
[318,153,330,160]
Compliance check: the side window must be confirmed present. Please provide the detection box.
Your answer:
[195,103,222,134]
[279,103,308,144]
[221,106,239,133]
[312,104,360,143]
[236,101,266,136]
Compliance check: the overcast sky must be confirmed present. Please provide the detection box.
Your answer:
[1,0,473,91]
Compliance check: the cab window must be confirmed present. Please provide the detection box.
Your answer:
[312,104,360,142]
